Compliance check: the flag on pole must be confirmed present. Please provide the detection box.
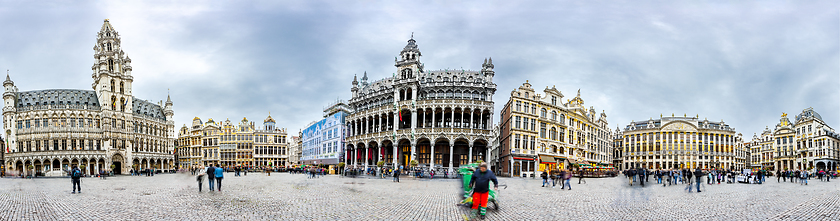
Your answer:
[399,109,402,122]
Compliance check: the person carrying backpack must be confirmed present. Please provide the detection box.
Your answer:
[71,165,82,194]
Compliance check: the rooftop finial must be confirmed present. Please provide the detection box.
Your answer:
[411,32,414,39]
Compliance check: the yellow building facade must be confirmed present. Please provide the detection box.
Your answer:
[621,115,746,170]
[177,116,288,169]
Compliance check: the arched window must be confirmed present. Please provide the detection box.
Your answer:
[559,114,566,125]
[110,96,116,110]
[120,82,124,94]
[120,97,125,112]
[540,108,547,118]
[110,80,115,92]
[551,111,557,120]
[107,43,112,51]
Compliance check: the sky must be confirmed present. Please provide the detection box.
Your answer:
[0,1,837,139]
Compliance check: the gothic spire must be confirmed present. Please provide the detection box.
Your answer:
[4,70,13,85]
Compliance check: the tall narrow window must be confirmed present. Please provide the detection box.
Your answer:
[120,82,124,94]
[108,59,114,72]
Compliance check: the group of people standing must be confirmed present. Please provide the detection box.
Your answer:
[775,169,824,185]
[624,167,707,192]
[540,169,580,190]
[195,164,224,192]
[129,167,156,176]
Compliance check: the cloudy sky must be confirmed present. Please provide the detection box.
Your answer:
[0,1,837,138]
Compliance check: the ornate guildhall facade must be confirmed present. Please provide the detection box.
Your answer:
[345,37,496,173]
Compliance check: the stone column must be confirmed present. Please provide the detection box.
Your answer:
[377,144,382,164]
[431,142,435,170]
[448,142,454,176]
[411,86,417,101]
[410,142,416,163]
[468,144,473,164]
[411,110,417,129]
[365,147,369,171]
[450,108,455,129]
[393,111,399,132]
[432,109,436,128]
[393,145,399,167]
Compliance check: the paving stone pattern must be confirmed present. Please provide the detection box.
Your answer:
[0,173,838,220]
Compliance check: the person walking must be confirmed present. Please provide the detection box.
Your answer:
[196,166,206,192]
[562,169,573,190]
[393,167,400,182]
[235,166,240,177]
[777,170,782,183]
[206,165,216,191]
[468,163,498,220]
[627,169,635,186]
[541,170,549,187]
[559,169,567,189]
[214,164,224,191]
[70,165,82,194]
[578,169,586,184]
[693,168,703,193]
[684,168,694,192]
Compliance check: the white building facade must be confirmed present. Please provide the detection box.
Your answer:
[345,37,496,174]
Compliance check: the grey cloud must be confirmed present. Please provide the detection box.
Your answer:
[0,0,836,136]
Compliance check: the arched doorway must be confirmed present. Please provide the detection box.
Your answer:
[472,139,488,163]
[368,141,380,166]
[381,140,394,166]
[416,138,431,168]
[112,154,124,174]
[453,139,469,167]
[433,138,450,169]
[16,160,24,175]
[397,139,412,167]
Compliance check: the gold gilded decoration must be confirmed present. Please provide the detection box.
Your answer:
[662,122,697,132]
[781,112,787,118]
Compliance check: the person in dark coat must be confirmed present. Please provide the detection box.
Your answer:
[469,163,498,220]
[70,165,82,194]
[636,167,645,186]
[206,165,216,191]
[693,168,704,192]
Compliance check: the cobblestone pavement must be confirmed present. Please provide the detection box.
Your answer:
[1,173,839,220]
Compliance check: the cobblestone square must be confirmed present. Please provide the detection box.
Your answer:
[2,173,839,220]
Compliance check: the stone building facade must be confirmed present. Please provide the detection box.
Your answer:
[498,81,612,177]
[4,20,175,175]
[621,115,747,170]
[344,37,496,174]
[749,108,840,171]
[177,116,288,169]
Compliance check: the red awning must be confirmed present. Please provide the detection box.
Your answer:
[513,157,534,161]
